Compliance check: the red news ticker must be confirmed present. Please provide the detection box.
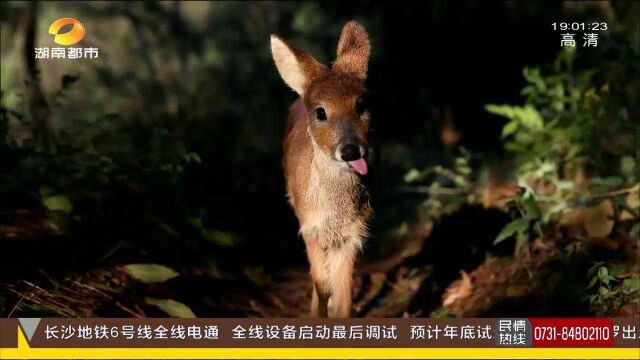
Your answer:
[529,318,614,347]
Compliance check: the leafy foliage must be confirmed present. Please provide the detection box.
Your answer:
[486,47,637,176]
[481,38,639,314]
[486,44,638,251]
[587,263,640,315]
[409,14,639,316]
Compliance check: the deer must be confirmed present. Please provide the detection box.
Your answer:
[270,21,373,318]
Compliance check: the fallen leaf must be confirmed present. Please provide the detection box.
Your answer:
[145,298,195,318]
[561,199,614,238]
[201,229,240,247]
[123,264,179,283]
[442,271,473,307]
[43,195,73,213]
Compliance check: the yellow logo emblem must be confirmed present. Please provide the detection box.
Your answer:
[48,18,85,46]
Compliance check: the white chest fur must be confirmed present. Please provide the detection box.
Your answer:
[298,147,369,250]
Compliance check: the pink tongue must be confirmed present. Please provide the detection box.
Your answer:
[347,158,368,175]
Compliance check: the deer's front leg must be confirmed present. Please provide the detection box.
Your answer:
[327,243,357,318]
[303,234,330,317]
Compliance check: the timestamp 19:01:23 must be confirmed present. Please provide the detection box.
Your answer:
[552,22,608,31]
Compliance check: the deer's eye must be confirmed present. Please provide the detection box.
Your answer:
[316,107,327,121]
[355,97,366,116]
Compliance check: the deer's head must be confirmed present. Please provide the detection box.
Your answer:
[271,21,372,175]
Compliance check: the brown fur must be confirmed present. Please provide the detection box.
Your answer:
[272,21,373,317]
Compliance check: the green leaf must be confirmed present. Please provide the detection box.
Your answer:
[403,168,422,183]
[145,298,195,318]
[597,267,609,285]
[620,156,635,178]
[521,105,544,130]
[43,195,73,213]
[455,157,468,167]
[123,264,179,283]
[609,264,628,278]
[555,180,575,191]
[485,104,515,119]
[622,278,640,293]
[494,218,529,245]
[514,234,527,254]
[188,217,204,229]
[588,261,605,277]
[501,121,518,138]
[457,165,472,175]
[183,152,202,164]
[523,195,542,220]
[523,67,546,90]
[201,229,239,247]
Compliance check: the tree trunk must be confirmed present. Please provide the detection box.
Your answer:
[23,1,55,152]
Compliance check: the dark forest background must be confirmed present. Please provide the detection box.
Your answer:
[1,1,638,318]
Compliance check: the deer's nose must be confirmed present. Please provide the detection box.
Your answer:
[340,143,362,161]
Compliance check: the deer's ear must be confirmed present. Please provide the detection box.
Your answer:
[334,21,370,80]
[271,35,327,96]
